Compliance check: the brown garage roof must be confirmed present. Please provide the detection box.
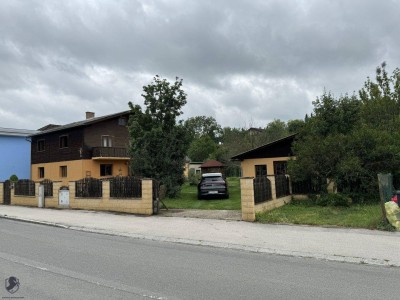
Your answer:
[200,160,224,168]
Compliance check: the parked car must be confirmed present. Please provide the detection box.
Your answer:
[197,173,229,200]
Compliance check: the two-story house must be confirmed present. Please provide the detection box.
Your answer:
[0,127,37,181]
[30,111,131,184]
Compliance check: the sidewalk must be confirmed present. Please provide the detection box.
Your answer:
[1,205,400,267]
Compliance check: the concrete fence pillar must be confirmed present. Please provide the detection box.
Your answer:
[142,179,153,215]
[102,180,110,202]
[270,176,277,200]
[0,182,3,204]
[240,177,255,222]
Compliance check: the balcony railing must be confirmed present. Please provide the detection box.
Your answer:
[92,147,129,159]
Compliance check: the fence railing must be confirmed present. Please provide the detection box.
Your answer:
[292,178,324,194]
[75,178,102,198]
[14,179,35,196]
[41,179,53,197]
[110,176,142,198]
[254,176,272,204]
[92,147,128,158]
[275,175,291,198]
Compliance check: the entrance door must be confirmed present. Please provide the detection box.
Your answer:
[59,188,70,207]
[3,180,11,205]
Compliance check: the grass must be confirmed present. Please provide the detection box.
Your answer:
[163,177,241,210]
[163,180,387,230]
[256,199,383,229]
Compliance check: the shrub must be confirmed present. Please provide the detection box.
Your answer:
[188,171,201,186]
[9,174,18,182]
[315,193,352,207]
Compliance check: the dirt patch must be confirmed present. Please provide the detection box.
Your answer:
[158,209,241,221]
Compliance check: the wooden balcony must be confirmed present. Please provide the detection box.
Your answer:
[91,147,129,160]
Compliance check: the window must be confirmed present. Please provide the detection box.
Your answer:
[60,166,67,178]
[38,167,45,179]
[100,164,112,176]
[102,135,112,147]
[118,117,127,126]
[255,165,267,177]
[274,161,287,175]
[59,135,68,148]
[37,139,45,152]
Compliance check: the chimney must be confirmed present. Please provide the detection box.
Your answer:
[86,112,95,119]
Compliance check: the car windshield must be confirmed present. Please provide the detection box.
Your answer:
[202,176,224,182]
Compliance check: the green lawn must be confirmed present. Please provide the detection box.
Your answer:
[163,177,241,210]
[163,180,387,230]
[256,199,383,229]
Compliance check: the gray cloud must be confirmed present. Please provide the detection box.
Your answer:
[1,0,400,130]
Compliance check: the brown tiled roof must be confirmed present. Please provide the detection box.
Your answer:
[200,160,224,168]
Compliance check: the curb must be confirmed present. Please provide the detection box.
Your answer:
[1,214,399,268]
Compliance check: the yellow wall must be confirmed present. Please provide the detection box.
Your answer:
[240,157,291,177]
[31,159,129,184]
[184,162,202,177]
[69,180,153,215]
[9,180,153,215]
[0,182,3,204]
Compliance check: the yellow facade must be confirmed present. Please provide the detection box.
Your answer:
[31,159,129,185]
[240,156,291,177]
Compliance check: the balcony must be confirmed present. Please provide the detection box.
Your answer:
[91,147,129,160]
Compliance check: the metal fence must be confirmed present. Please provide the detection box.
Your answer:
[254,176,273,204]
[92,147,128,158]
[110,176,142,198]
[75,178,102,198]
[291,178,324,194]
[14,179,35,196]
[41,179,53,197]
[275,175,291,198]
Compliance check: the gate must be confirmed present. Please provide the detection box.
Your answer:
[59,187,70,207]
[3,180,11,205]
[152,180,160,214]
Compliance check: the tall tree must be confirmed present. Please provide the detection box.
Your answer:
[184,116,223,143]
[263,119,288,141]
[287,119,305,134]
[128,75,190,197]
[289,63,400,202]
[187,135,217,162]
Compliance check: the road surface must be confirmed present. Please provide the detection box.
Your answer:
[0,218,399,299]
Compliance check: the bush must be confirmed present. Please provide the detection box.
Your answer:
[188,171,201,186]
[315,193,352,207]
[9,174,18,182]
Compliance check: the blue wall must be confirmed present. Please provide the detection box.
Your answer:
[0,136,31,181]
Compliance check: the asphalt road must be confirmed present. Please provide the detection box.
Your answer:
[0,218,399,300]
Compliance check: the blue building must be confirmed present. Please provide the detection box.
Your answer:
[0,127,37,181]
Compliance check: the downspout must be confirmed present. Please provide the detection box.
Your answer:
[25,136,33,180]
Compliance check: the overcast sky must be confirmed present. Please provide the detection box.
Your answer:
[1,0,400,130]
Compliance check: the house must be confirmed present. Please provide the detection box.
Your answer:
[231,134,296,177]
[0,127,37,181]
[200,160,225,175]
[30,111,131,184]
[184,160,203,178]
